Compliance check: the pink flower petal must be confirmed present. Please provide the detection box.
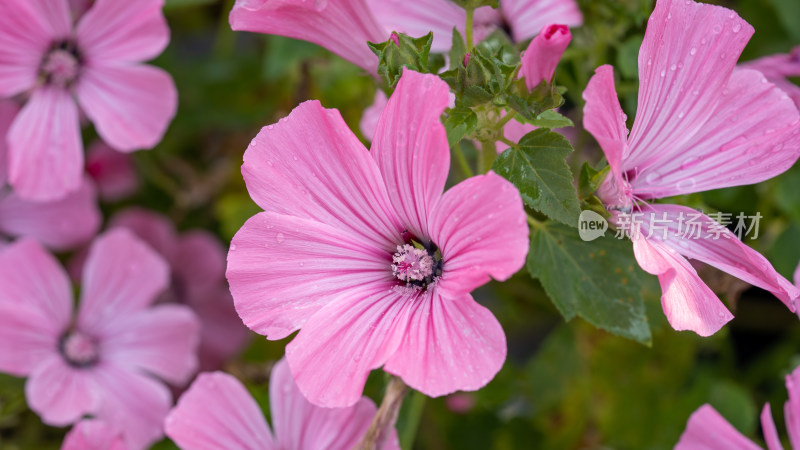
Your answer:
[108,207,178,259]
[228,212,391,340]
[626,0,753,171]
[75,64,177,152]
[501,0,582,42]
[25,355,99,426]
[229,0,386,73]
[365,0,468,53]
[795,261,800,290]
[520,24,571,88]
[634,68,800,198]
[270,358,398,450]
[640,204,798,312]
[78,229,170,332]
[760,403,784,450]
[384,292,506,398]
[0,0,71,96]
[165,371,275,450]
[192,287,250,372]
[98,304,199,386]
[85,140,139,201]
[0,238,73,352]
[0,177,100,251]
[241,100,402,250]
[75,0,169,64]
[0,303,61,377]
[582,65,628,193]
[632,235,732,337]
[173,230,227,299]
[675,404,761,450]
[62,420,127,450]
[371,69,450,240]
[7,87,83,201]
[430,172,528,298]
[0,100,19,184]
[359,89,387,141]
[285,284,410,407]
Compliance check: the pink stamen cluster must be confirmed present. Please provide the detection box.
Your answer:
[41,48,80,86]
[391,244,434,282]
[60,330,99,367]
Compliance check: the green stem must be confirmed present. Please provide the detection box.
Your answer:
[399,391,426,450]
[527,214,545,229]
[498,136,518,149]
[214,0,237,58]
[452,143,474,178]
[495,110,518,130]
[478,140,497,173]
[465,8,475,51]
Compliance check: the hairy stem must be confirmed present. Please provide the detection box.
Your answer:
[465,8,475,51]
[358,376,409,450]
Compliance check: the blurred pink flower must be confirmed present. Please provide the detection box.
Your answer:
[0,230,199,448]
[85,141,139,202]
[227,69,528,407]
[520,24,572,88]
[676,365,800,449]
[165,359,400,450]
[446,393,476,414]
[582,0,800,336]
[0,0,177,201]
[62,420,127,450]
[741,46,800,108]
[109,208,250,372]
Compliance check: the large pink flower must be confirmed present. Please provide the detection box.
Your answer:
[0,0,177,201]
[165,359,400,450]
[109,208,251,372]
[582,0,800,336]
[227,69,528,407]
[741,46,800,108]
[676,365,800,449]
[0,230,199,448]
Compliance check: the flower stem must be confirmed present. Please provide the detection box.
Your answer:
[527,214,545,229]
[478,140,497,173]
[465,8,475,51]
[495,110,518,130]
[452,143,475,178]
[357,376,409,450]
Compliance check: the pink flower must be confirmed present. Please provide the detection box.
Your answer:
[741,46,800,108]
[676,366,800,449]
[582,0,800,336]
[0,0,177,201]
[85,141,139,202]
[62,420,127,450]
[165,359,400,450]
[520,24,572,88]
[227,69,528,407]
[0,230,200,448]
[108,208,250,372]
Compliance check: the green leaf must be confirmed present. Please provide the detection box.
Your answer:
[578,162,609,201]
[527,222,652,345]
[368,32,445,88]
[529,110,574,129]
[444,107,478,147]
[492,129,581,226]
[449,28,467,71]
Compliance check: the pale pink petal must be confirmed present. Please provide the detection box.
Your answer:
[501,0,582,42]
[98,304,199,386]
[286,285,411,407]
[76,0,169,64]
[786,367,800,449]
[91,364,172,449]
[86,141,139,201]
[582,65,628,203]
[173,230,227,300]
[0,303,61,376]
[429,172,528,298]
[359,89,387,141]
[270,358,397,450]
[0,238,73,352]
[62,420,127,450]
[741,47,800,107]
[795,261,800,289]
[641,204,798,312]
[0,0,71,96]
[192,287,250,372]
[675,404,761,450]
[0,100,19,184]
[241,100,402,250]
[108,207,178,259]
[78,229,170,331]
[632,235,732,337]
[520,24,571,88]
[25,355,99,426]
[384,292,506,398]
[227,212,391,340]
[371,69,450,240]
[760,404,784,450]
[0,177,101,250]
[7,87,83,201]
[165,371,275,450]
[626,0,754,170]
[633,69,800,198]
[229,0,386,73]
[365,0,468,53]
[75,64,177,152]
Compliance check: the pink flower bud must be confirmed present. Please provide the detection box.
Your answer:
[390,31,400,47]
[520,24,572,88]
[463,52,471,67]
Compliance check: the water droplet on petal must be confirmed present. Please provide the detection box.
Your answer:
[690,47,697,55]
[713,25,722,33]
[276,233,285,243]
[732,22,741,32]
[681,157,702,169]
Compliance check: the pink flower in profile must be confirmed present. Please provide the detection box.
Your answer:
[0,0,177,201]
[582,0,800,336]
[108,208,250,372]
[85,141,139,202]
[165,359,400,450]
[0,230,199,449]
[520,24,572,88]
[742,46,800,108]
[62,420,127,450]
[227,69,528,407]
[676,365,800,449]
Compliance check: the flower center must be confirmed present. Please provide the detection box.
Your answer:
[391,242,442,289]
[59,330,99,368]
[40,42,82,87]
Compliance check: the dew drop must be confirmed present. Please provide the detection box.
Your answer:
[670,64,677,71]
[732,22,741,33]
[690,47,697,56]
[230,244,237,251]
[713,25,722,33]
[660,70,666,77]
[276,233,285,243]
